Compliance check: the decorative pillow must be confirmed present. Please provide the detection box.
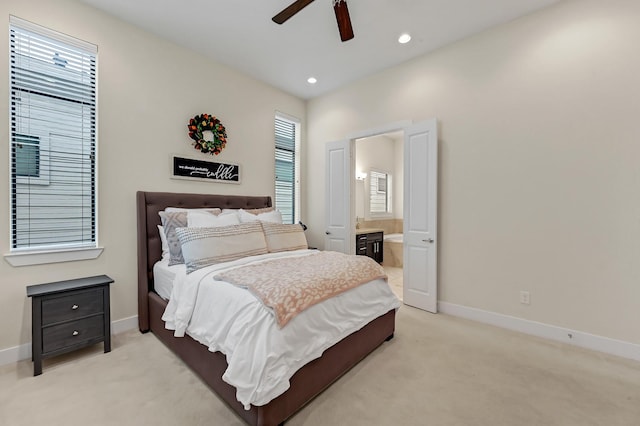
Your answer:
[165,207,222,215]
[261,222,308,253]
[238,208,282,224]
[158,225,169,258]
[158,211,188,265]
[245,206,275,214]
[222,207,274,215]
[175,222,268,273]
[187,210,240,228]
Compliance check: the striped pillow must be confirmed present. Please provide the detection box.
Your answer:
[175,222,268,273]
[159,208,225,265]
[261,222,308,253]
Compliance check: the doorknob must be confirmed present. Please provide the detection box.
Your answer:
[422,238,434,243]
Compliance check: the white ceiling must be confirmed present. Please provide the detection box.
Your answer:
[79,0,561,100]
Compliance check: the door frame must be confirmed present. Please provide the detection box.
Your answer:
[343,121,412,254]
[328,119,438,313]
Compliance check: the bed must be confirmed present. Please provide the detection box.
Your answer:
[136,191,397,426]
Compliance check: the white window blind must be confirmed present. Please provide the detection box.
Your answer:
[10,17,98,251]
[274,115,299,224]
[370,170,391,214]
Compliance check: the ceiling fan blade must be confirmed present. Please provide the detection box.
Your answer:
[272,0,316,24]
[334,0,354,42]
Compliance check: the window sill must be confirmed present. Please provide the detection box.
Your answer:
[4,247,104,267]
[367,213,394,220]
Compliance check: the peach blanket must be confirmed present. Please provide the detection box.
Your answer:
[214,251,387,327]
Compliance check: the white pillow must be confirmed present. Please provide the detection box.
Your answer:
[158,225,169,258]
[238,208,282,224]
[187,210,240,228]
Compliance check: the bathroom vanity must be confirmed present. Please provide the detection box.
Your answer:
[355,228,384,264]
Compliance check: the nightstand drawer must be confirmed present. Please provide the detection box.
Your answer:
[41,288,104,326]
[42,315,104,354]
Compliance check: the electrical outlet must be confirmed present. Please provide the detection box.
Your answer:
[520,291,530,305]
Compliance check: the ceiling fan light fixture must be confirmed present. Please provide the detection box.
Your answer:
[273,0,354,42]
[307,77,318,84]
[398,33,412,44]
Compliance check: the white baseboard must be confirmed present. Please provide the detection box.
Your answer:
[438,302,640,362]
[111,315,139,335]
[0,340,31,367]
[0,315,139,367]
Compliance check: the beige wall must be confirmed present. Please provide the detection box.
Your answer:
[306,0,640,344]
[0,0,305,351]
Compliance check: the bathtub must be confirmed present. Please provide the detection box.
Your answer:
[383,233,403,267]
[384,233,403,243]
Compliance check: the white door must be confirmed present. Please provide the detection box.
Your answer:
[325,139,352,253]
[403,120,438,312]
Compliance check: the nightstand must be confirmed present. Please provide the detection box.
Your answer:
[27,275,113,376]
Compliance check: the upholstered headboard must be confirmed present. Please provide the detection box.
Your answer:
[136,191,272,331]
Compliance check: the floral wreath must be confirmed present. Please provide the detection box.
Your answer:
[187,113,227,155]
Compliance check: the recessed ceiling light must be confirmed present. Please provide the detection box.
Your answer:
[398,33,411,44]
[307,77,317,84]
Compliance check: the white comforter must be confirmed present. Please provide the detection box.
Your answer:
[161,249,401,409]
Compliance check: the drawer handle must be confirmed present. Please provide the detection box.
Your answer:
[71,304,79,310]
[72,330,79,336]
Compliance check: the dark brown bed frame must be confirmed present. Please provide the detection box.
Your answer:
[136,191,396,426]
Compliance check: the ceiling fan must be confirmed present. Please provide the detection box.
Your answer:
[272,0,354,42]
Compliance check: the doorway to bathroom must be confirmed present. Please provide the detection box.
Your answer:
[324,119,438,313]
[354,131,405,300]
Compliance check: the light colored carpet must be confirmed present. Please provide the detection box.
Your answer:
[1,306,639,426]
[383,265,403,300]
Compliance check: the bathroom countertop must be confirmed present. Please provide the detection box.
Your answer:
[355,228,384,235]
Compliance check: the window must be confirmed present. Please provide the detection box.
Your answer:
[9,17,97,253]
[274,114,300,224]
[369,170,392,215]
[14,134,41,178]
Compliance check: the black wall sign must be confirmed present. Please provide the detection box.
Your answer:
[172,156,240,183]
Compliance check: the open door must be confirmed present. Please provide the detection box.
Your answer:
[403,120,438,312]
[324,139,352,253]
